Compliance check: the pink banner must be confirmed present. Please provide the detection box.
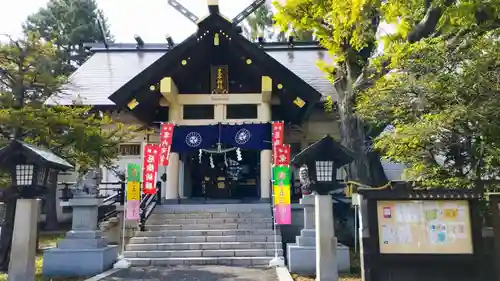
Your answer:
[274,204,291,225]
[126,200,140,220]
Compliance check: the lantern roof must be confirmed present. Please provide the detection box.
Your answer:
[0,140,73,171]
[292,134,355,167]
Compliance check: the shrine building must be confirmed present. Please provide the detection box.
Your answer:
[47,1,404,204]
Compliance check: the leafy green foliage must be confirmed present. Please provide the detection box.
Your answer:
[23,0,113,76]
[274,0,500,188]
[0,33,134,183]
[274,0,380,63]
[358,30,500,188]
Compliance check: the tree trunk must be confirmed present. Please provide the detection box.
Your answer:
[0,199,17,271]
[337,86,388,186]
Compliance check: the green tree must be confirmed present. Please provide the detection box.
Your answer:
[274,0,500,187]
[0,33,134,269]
[357,27,500,189]
[23,0,113,76]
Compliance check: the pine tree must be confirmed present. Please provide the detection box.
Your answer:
[23,0,113,76]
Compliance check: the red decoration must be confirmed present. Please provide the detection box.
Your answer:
[273,144,290,166]
[272,121,284,147]
[159,123,175,166]
[142,144,160,195]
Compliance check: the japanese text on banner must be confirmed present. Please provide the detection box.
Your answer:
[126,163,141,221]
[126,200,140,220]
[275,204,291,225]
[272,121,284,147]
[273,144,290,166]
[273,185,291,205]
[272,165,291,225]
[273,166,290,186]
[127,163,141,182]
[126,182,140,201]
[159,123,175,166]
[142,144,160,195]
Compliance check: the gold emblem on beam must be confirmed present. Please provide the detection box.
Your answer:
[127,99,139,110]
[293,97,306,108]
[214,33,220,46]
[210,65,229,95]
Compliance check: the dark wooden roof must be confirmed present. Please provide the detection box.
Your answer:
[0,140,73,171]
[46,13,336,124]
[292,135,355,167]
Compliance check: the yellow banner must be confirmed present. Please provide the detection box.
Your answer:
[126,181,141,201]
[273,185,291,205]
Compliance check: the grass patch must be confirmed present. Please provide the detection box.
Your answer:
[0,233,85,281]
[38,233,65,249]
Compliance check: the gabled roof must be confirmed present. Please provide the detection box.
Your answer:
[45,13,336,124]
[45,48,335,106]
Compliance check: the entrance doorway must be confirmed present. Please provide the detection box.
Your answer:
[187,150,260,199]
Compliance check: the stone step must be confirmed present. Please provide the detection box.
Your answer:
[127,256,275,267]
[144,223,273,231]
[146,217,273,225]
[153,204,271,214]
[126,241,281,251]
[134,229,275,237]
[130,235,281,244]
[148,212,271,219]
[123,249,283,258]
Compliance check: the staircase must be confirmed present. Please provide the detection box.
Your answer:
[123,203,283,267]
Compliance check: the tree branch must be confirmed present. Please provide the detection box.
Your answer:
[407,0,456,43]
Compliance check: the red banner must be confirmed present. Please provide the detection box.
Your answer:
[159,123,175,166]
[142,144,160,195]
[273,144,290,166]
[272,121,284,147]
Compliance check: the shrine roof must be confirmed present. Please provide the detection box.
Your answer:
[45,44,336,106]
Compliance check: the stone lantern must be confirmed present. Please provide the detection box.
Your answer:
[0,140,73,198]
[0,140,73,281]
[292,135,354,281]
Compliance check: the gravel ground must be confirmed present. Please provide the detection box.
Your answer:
[99,266,278,281]
[293,274,361,281]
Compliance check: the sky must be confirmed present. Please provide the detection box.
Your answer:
[0,0,258,42]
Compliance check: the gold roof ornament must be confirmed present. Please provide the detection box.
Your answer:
[127,99,139,110]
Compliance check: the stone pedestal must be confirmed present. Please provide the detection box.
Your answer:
[287,195,350,275]
[8,199,40,281]
[43,197,117,277]
[316,194,338,281]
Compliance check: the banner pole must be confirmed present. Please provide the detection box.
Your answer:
[272,164,278,259]
[269,121,285,267]
[114,174,131,268]
[121,192,127,255]
[269,164,285,267]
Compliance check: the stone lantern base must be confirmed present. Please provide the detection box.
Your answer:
[43,230,117,277]
[42,197,117,277]
[287,195,351,274]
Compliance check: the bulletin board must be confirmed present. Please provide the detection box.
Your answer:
[377,200,473,254]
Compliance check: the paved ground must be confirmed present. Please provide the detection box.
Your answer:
[99,266,278,281]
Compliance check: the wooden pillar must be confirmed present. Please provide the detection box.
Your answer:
[260,76,273,201]
[161,77,180,200]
